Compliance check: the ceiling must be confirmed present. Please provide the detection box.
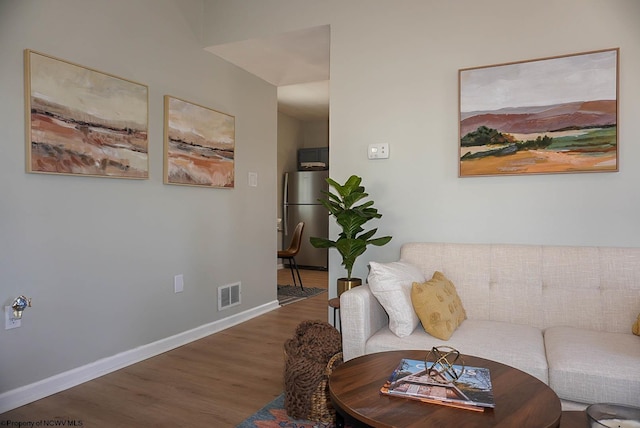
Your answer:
[205,25,330,121]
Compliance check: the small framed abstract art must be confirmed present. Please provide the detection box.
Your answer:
[459,48,618,177]
[25,50,149,178]
[163,96,235,188]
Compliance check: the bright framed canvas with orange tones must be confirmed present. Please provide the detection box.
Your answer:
[25,50,149,178]
[164,96,235,188]
[459,48,618,177]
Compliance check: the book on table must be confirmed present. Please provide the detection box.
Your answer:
[380,358,495,412]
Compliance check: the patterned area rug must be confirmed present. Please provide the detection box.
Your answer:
[236,393,336,428]
[277,285,326,306]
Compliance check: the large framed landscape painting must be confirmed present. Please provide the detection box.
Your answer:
[164,96,235,188]
[459,48,618,177]
[25,50,149,178]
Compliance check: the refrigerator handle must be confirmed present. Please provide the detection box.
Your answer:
[283,205,288,236]
[283,172,289,205]
[283,173,289,236]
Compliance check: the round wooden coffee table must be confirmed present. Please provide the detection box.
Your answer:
[329,350,562,428]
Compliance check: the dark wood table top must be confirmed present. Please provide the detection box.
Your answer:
[560,410,588,428]
[329,350,562,428]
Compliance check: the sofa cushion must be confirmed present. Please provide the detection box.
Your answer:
[367,260,425,337]
[545,326,640,407]
[411,271,467,340]
[365,319,549,384]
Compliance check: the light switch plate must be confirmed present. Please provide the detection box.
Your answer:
[174,274,184,293]
[248,172,258,187]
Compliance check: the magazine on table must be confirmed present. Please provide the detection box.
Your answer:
[380,358,495,412]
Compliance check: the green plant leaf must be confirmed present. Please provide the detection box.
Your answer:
[357,228,378,241]
[309,237,335,248]
[369,236,392,246]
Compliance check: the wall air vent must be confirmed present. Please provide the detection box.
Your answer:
[218,282,241,311]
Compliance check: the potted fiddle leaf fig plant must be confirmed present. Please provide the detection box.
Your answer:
[310,175,392,295]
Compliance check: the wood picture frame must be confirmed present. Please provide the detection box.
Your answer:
[25,50,149,179]
[459,48,619,177]
[163,96,235,188]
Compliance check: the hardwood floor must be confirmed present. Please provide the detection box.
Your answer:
[1,269,329,427]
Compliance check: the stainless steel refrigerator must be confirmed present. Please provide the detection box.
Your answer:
[282,170,329,269]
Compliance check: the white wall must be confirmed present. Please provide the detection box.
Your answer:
[203,0,640,295]
[0,0,277,399]
[302,120,329,148]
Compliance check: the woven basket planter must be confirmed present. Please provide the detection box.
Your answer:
[284,350,343,422]
[283,320,343,423]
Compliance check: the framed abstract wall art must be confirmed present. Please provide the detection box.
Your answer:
[25,50,149,178]
[163,96,235,188]
[459,48,618,177]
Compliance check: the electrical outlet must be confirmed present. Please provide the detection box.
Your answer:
[174,274,184,293]
[5,306,21,330]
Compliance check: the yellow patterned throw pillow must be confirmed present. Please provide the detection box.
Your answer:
[633,314,640,336]
[411,271,467,340]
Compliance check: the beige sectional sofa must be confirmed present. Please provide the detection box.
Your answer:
[340,242,640,410]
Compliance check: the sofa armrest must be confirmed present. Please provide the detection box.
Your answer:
[340,284,388,361]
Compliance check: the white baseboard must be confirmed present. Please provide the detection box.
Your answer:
[0,300,280,414]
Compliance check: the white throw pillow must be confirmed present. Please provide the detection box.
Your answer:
[368,260,426,337]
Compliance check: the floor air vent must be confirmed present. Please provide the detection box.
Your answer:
[218,282,241,311]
